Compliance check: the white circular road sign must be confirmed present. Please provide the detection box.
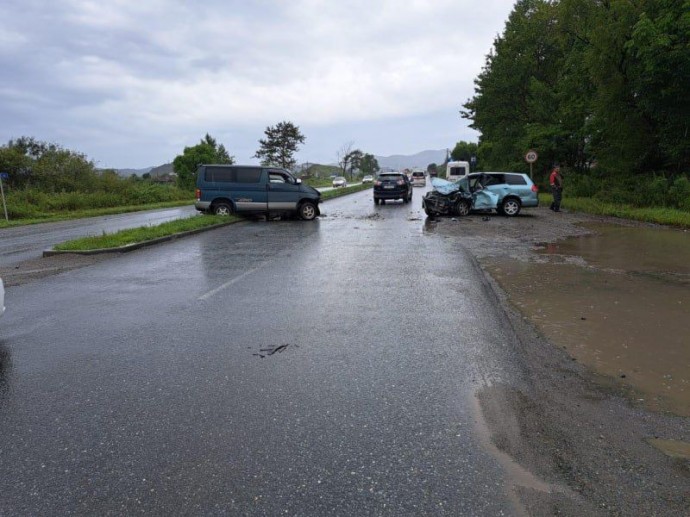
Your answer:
[525,150,538,163]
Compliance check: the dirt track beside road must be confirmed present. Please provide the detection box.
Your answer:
[429,207,689,515]
[0,253,116,287]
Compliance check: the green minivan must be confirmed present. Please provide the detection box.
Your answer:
[194,165,321,220]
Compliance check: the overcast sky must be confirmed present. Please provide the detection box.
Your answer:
[0,0,515,169]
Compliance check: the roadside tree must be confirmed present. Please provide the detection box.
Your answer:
[254,121,305,170]
[359,154,380,176]
[450,141,478,162]
[337,142,368,179]
[173,134,233,190]
[0,136,97,191]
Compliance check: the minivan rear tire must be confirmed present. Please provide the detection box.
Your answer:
[213,202,233,216]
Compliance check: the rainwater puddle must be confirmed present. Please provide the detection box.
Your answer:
[485,223,690,416]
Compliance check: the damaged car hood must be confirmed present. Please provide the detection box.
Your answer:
[431,177,499,210]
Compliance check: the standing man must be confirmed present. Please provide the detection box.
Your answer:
[549,165,563,212]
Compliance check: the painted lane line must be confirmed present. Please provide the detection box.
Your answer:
[198,261,269,301]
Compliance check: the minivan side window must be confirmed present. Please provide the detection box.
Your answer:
[205,166,236,182]
[269,172,286,183]
[235,168,263,183]
[268,170,292,184]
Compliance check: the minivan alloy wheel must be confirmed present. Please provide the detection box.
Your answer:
[213,202,233,216]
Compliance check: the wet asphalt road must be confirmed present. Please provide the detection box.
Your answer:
[0,205,199,267]
[0,188,526,515]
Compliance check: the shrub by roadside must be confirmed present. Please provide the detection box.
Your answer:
[3,185,193,220]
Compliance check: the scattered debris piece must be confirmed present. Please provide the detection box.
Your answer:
[253,343,295,358]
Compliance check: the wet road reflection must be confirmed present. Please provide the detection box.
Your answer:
[487,223,690,416]
[0,343,11,403]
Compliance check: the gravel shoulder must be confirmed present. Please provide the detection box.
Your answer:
[429,207,689,515]
[0,253,117,287]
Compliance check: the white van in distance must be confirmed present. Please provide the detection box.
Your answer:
[446,161,470,182]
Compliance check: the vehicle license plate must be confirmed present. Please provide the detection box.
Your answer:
[384,185,394,189]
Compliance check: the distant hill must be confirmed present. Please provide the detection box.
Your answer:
[119,150,448,178]
[114,167,152,178]
[114,164,173,178]
[149,163,173,177]
[375,150,447,171]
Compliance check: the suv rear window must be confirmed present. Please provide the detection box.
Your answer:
[379,174,404,180]
[504,174,528,185]
[412,172,425,177]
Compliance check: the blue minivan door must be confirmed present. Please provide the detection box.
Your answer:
[230,167,268,212]
[266,169,301,211]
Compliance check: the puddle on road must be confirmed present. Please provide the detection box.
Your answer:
[485,223,690,416]
[538,223,690,281]
[647,438,690,460]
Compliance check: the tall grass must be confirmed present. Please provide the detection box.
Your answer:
[3,183,193,220]
[540,193,690,228]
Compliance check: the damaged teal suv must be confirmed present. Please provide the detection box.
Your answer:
[466,172,539,216]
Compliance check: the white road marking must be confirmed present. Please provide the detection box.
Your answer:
[197,262,269,301]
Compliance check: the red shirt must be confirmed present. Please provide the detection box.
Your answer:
[549,169,562,187]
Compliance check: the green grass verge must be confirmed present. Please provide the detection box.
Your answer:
[0,199,195,229]
[51,185,372,251]
[320,183,373,200]
[53,215,236,251]
[539,194,690,228]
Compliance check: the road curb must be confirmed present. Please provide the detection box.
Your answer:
[42,220,239,257]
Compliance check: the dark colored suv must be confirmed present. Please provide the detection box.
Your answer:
[374,172,413,205]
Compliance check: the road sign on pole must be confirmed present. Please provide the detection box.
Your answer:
[524,150,538,177]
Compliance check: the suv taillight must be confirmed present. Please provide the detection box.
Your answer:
[397,179,405,185]
[195,188,201,200]
[531,185,539,192]
[374,180,382,186]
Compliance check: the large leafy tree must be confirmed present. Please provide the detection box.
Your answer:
[345,150,363,179]
[450,141,478,162]
[462,0,690,179]
[254,121,305,170]
[0,136,97,191]
[462,0,566,175]
[622,0,690,172]
[359,153,380,175]
[173,134,233,190]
